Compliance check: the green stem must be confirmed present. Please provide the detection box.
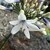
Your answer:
[0,33,11,50]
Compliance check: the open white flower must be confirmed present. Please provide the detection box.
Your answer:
[9,10,41,39]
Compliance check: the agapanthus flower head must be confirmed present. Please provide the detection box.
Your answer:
[9,10,41,39]
[5,0,20,3]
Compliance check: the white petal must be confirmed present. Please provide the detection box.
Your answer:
[23,24,30,39]
[26,18,38,24]
[11,24,22,34]
[9,20,18,25]
[26,22,40,31]
[18,13,26,21]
